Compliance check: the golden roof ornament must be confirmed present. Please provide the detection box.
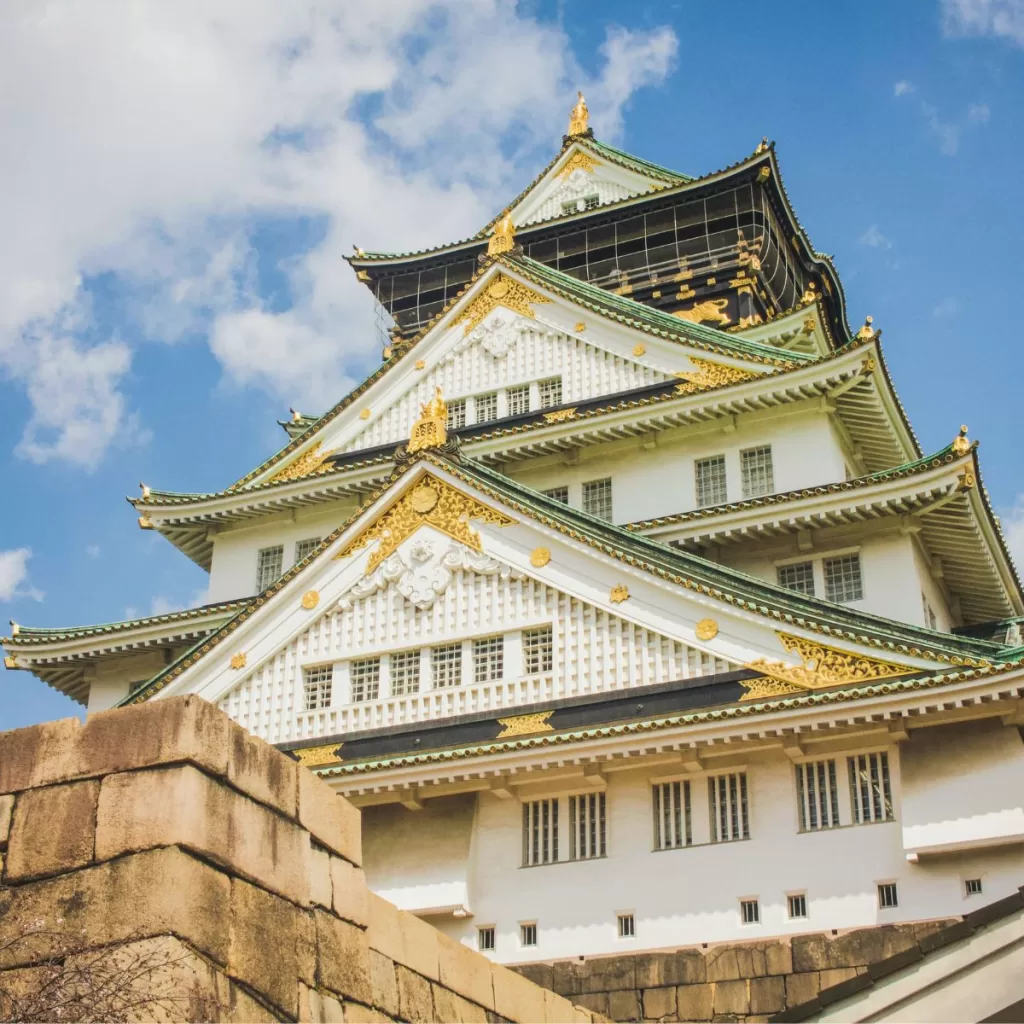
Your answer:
[487,210,516,257]
[408,387,448,453]
[951,424,971,456]
[568,91,589,136]
[855,315,876,340]
[755,137,769,154]
[290,407,302,423]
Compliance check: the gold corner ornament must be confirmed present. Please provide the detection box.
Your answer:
[633,343,646,357]
[610,584,630,604]
[415,359,426,370]
[543,407,577,424]
[230,652,247,671]
[957,467,976,491]
[487,210,516,257]
[674,357,757,395]
[742,632,913,701]
[294,743,343,768]
[530,547,551,567]
[452,272,550,336]
[336,472,515,573]
[755,136,769,154]
[855,315,876,341]
[574,322,586,333]
[270,441,336,484]
[408,388,448,453]
[951,424,971,457]
[301,590,320,610]
[757,166,771,183]
[567,90,589,136]
[138,516,154,530]
[496,710,555,739]
[673,299,732,327]
[695,618,719,641]
[556,149,600,179]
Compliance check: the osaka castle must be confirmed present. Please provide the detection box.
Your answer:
[5,96,1024,969]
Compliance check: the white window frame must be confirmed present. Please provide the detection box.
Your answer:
[256,545,284,592]
[522,798,559,866]
[877,881,899,909]
[787,892,808,920]
[302,664,334,711]
[568,791,607,861]
[824,552,864,604]
[447,398,466,431]
[777,560,816,596]
[475,391,498,424]
[507,384,530,417]
[582,477,613,521]
[349,657,380,703]
[522,626,554,675]
[708,772,750,843]
[388,649,421,697]
[616,912,636,939]
[477,926,496,952]
[652,780,692,850]
[431,643,463,689]
[294,537,320,564]
[695,454,728,508]
[519,922,538,948]
[541,485,569,504]
[739,898,760,926]
[795,759,842,831]
[538,377,562,409]
[472,635,504,684]
[848,750,895,824]
[740,445,775,498]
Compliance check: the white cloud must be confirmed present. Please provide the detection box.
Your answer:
[932,296,960,317]
[942,0,1024,46]
[1002,496,1024,574]
[859,225,892,249]
[968,102,991,123]
[85,544,101,558]
[0,3,679,467]
[893,80,915,96]
[0,549,43,602]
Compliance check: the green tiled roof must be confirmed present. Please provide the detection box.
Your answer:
[586,137,692,184]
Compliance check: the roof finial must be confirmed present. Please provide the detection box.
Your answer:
[952,424,971,456]
[756,136,769,154]
[487,209,516,257]
[290,408,302,423]
[9,621,19,638]
[568,90,589,136]
[353,244,364,257]
[855,315,876,340]
[408,387,448,453]
[139,482,151,499]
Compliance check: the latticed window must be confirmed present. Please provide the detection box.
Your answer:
[740,899,760,925]
[708,772,750,842]
[741,445,775,498]
[294,537,320,563]
[778,561,815,596]
[848,752,894,824]
[617,914,635,938]
[795,760,841,831]
[569,792,606,860]
[824,554,863,603]
[389,650,421,696]
[478,927,495,951]
[256,545,284,591]
[431,643,463,688]
[877,883,898,909]
[652,781,692,850]
[303,665,333,711]
[520,923,538,946]
[508,385,530,416]
[475,391,498,423]
[523,627,553,675]
[695,455,727,507]
[538,377,562,408]
[447,399,466,430]
[472,636,503,684]
[522,799,559,865]
[349,658,380,703]
[582,478,613,520]
[788,894,808,919]
[541,486,569,504]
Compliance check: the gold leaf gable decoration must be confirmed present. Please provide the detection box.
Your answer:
[269,441,336,484]
[556,149,601,179]
[335,473,516,572]
[742,632,914,701]
[452,273,550,335]
[674,357,758,396]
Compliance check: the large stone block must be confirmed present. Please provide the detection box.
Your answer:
[514,962,555,990]
[0,716,83,794]
[543,987,581,1023]
[574,992,611,1017]
[95,764,309,904]
[819,966,859,990]
[636,950,705,988]
[0,847,230,968]
[316,908,372,1005]
[712,978,749,1016]
[366,894,439,982]
[575,955,636,994]
[675,983,713,1022]
[492,962,547,1024]
[5,780,98,881]
[369,950,399,1018]
[439,932,495,1011]
[785,972,820,1008]
[330,855,369,927]
[606,989,638,1021]
[227,718,298,818]
[396,964,435,1022]
[344,1001,395,1022]
[749,976,786,1015]
[705,946,743,983]
[433,983,490,1023]
[298,768,362,866]
[641,985,677,1020]
[311,847,333,909]
[0,793,13,842]
[763,940,793,976]
[299,984,346,1023]
[550,959,581,995]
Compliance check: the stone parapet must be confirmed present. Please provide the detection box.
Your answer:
[0,696,601,1023]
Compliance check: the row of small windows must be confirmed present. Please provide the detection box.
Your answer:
[777,553,864,605]
[447,377,562,430]
[541,477,614,521]
[695,445,775,507]
[256,537,321,592]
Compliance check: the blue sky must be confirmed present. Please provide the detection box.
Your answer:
[1,0,1022,730]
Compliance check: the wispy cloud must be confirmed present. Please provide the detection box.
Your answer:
[942,0,1024,47]
[85,544,101,558]
[859,225,892,249]
[0,549,43,602]
[893,80,915,96]
[895,84,991,155]
[932,296,960,317]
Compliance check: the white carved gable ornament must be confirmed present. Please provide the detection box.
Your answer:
[464,310,522,359]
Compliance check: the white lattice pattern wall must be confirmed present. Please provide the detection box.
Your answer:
[218,570,732,743]
[519,178,643,227]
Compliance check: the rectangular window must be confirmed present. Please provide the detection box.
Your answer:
[965,878,983,896]
[708,773,750,843]
[582,478,613,521]
[256,545,284,592]
[349,658,380,703]
[447,399,466,431]
[848,752,894,824]
[538,377,562,409]
[795,760,841,831]
[294,537,321,563]
[652,780,692,850]
[824,553,863,603]
[788,893,808,919]
[541,486,569,504]
[478,927,495,952]
[695,455,728,507]
[475,391,498,423]
[583,194,600,211]
[778,561,816,596]
[740,899,760,925]
[472,635,504,684]
[617,914,635,938]
[520,923,537,947]
[741,445,775,498]
[522,800,559,866]
[431,643,463,689]
[389,650,421,697]
[877,883,898,909]
[922,593,938,630]
[303,665,333,711]
[508,384,530,416]
[568,792,606,861]
[523,627,554,675]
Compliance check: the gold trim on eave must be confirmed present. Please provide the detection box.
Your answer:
[557,149,599,179]
[335,473,515,573]
[496,711,555,738]
[452,272,550,335]
[674,357,758,395]
[294,743,344,768]
[269,441,336,484]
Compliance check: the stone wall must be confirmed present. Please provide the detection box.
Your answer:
[512,920,956,1023]
[0,697,603,1023]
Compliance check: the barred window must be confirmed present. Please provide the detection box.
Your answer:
[472,635,504,684]
[848,752,894,824]
[389,650,421,696]
[795,760,841,831]
[708,773,750,842]
[478,927,495,951]
[877,883,898,909]
[695,455,727,507]
[349,658,380,703]
[475,391,498,423]
[303,665,333,711]
[617,914,635,938]
[740,899,760,925]
[256,545,284,592]
[508,384,530,416]
[652,781,692,850]
[431,643,463,689]
[778,561,815,596]
[522,799,559,865]
[741,445,775,498]
[523,627,553,675]
[294,537,321,563]
[824,554,863,603]
[520,923,538,947]
[583,194,600,210]
[788,893,808,919]
[582,478,613,521]
[541,486,569,504]
[447,399,466,431]
[569,792,606,860]
[965,878,983,896]
[538,377,562,408]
